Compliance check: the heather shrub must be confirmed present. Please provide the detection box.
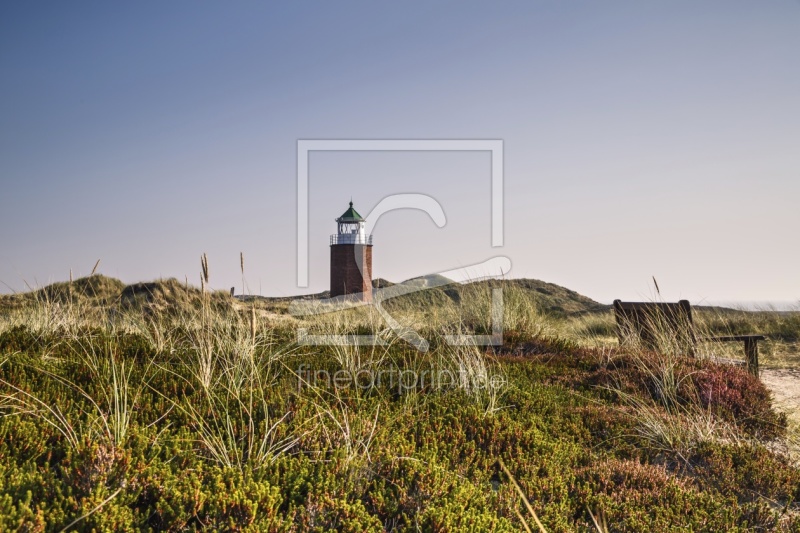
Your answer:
[688,441,800,502]
[577,458,778,531]
[691,363,786,439]
[583,350,786,439]
[0,285,798,532]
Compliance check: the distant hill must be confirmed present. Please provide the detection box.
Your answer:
[0,275,230,315]
[5,274,786,322]
[0,275,126,311]
[353,277,607,320]
[486,278,608,315]
[0,274,608,318]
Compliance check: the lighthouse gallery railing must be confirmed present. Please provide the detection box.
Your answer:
[330,234,373,245]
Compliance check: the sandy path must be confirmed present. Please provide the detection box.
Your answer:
[761,368,800,425]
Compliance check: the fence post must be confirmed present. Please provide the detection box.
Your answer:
[744,338,759,377]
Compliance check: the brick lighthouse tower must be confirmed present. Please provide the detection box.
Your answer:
[330,201,373,302]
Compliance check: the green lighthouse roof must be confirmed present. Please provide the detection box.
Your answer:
[336,201,365,222]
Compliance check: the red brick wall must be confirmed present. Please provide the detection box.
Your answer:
[330,244,373,302]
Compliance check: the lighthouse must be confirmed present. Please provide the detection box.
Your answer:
[330,201,373,302]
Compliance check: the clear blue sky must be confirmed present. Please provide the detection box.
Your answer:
[1,1,798,304]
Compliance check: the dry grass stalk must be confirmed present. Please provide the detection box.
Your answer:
[250,305,257,343]
[201,253,209,287]
[240,251,245,296]
[498,457,547,532]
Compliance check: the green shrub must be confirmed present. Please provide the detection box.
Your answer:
[0,309,797,531]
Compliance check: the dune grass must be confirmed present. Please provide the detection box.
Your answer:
[0,274,799,530]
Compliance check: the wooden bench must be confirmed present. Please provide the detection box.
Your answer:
[613,300,766,377]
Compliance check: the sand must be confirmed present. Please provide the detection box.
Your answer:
[762,368,800,424]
